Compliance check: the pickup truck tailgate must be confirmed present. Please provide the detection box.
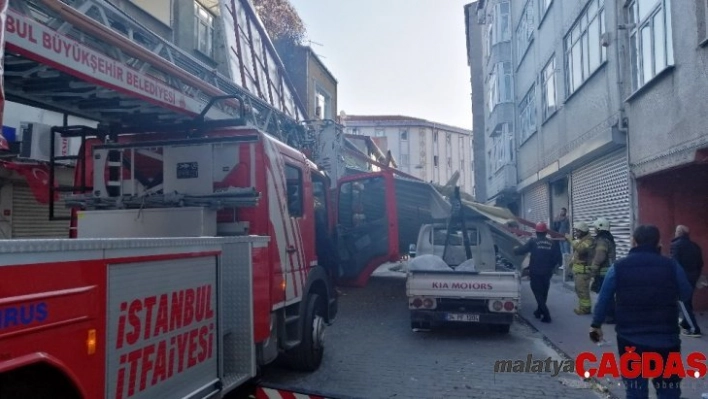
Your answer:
[407,270,520,298]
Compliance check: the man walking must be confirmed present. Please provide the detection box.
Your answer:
[671,224,704,337]
[565,222,594,315]
[590,217,617,322]
[590,225,692,399]
[514,222,562,323]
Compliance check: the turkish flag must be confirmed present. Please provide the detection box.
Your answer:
[3,162,59,204]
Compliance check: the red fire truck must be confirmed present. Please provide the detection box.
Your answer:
[0,0,454,398]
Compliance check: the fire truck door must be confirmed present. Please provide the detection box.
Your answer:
[336,175,395,286]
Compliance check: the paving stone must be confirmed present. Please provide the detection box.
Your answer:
[259,276,605,399]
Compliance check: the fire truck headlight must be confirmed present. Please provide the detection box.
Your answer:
[281,279,287,292]
[87,329,97,355]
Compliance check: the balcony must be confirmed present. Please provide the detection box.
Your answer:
[487,163,517,198]
[487,103,514,137]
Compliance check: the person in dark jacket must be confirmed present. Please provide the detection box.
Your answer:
[590,225,692,399]
[671,224,704,337]
[514,222,562,323]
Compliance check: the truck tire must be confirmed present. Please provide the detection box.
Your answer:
[491,324,511,334]
[288,293,325,371]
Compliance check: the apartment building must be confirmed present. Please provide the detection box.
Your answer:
[467,0,632,256]
[623,1,708,307]
[342,115,474,195]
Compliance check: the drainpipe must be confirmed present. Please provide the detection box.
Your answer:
[617,16,636,230]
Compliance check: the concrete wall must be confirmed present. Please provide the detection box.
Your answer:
[306,54,338,120]
[625,1,708,177]
[111,0,173,40]
[466,2,487,202]
[513,0,623,183]
[275,45,337,121]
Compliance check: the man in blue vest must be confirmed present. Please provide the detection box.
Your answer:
[514,222,562,323]
[590,225,692,399]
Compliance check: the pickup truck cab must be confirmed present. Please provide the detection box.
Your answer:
[406,222,521,333]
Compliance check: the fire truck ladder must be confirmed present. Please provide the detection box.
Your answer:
[3,0,307,218]
[7,0,306,136]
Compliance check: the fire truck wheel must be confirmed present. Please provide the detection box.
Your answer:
[288,293,326,371]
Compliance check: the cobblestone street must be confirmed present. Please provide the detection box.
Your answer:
[259,276,606,399]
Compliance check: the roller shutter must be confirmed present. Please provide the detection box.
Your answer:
[11,183,71,238]
[571,150,631,257]
[522,182,550,227]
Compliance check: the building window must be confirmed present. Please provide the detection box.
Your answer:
[564,0,606,96]
[194,1,214,57]
[400,154,409,166]
[285,165,303,217]
[487,150,493,178]
[400,130,408,141]
[541,56,557,120]
[629,0,674,90]
[315,87,332,119]
[491,124,514,172]
[433,131,438,142]
[518,84,537,144]
[494,1,511,43]
[488,62,513,113]
[434,155,439,167]
[539,0,553,21]
[375,128,385,137]
[516,0,535,64]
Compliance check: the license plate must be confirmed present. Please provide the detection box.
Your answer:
[446,313,480,322]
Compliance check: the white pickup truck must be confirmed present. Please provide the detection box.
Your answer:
[406,222,521,333]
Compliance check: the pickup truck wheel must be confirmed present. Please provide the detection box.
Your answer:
[288,293,325,371]
[490,324,511,334]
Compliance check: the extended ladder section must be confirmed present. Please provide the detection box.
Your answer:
[5,0,307,139]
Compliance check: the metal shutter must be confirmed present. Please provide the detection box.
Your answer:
[571,150,631,257]
[11,184,71,238]
[522,182,549,227]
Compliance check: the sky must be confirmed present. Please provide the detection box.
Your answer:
[289,0,474,130]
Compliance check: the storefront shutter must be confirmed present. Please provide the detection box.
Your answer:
[571,150,631,257]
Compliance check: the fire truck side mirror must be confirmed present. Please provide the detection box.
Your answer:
[409,244,416,258]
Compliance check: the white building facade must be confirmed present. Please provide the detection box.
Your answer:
[342,115,474,195]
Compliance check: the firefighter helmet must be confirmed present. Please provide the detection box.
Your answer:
[574,221,590,232]
[535,222,548,233]
[594,217,610,231]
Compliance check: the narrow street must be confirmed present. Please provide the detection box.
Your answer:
[258,275,606,399]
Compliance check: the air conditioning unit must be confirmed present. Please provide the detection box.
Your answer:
[17,122,78,164]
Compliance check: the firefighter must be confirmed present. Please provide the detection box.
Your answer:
[513,222,562,323]
[566,221,594,315]
[590,217,617,322]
